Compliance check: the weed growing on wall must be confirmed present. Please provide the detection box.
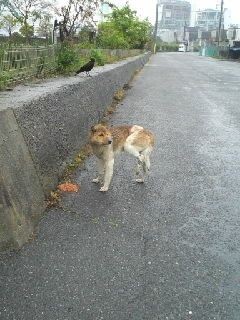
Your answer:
[57,44,78,71]
[90,49,106,66]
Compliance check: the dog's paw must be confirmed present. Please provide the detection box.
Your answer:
[99,186,109,192]
[136,178,144,183]
[92,178,100,183]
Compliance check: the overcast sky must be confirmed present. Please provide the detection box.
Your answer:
[112,0,240,26]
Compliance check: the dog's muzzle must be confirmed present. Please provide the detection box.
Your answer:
[108,138,113,145]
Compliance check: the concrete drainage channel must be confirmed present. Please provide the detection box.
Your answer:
[0,52,151,251]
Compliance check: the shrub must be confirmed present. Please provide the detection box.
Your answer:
[193,46,200,52]
[158,43,179,52]
[97,22,129,49]
[90,49,106,66]
[78,41,95,49]
[0,71,11,90]
[57,44,78,71]
[219,48,228,58]
[97,5,152,50]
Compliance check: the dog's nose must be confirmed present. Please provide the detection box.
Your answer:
[108,139,112,144]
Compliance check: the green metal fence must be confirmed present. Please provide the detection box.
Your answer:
[199,45,228,58]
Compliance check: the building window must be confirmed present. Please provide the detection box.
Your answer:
[165,10,171,18]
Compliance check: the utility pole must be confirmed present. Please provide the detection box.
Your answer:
[153,3,159,53]
[217,0,224,46]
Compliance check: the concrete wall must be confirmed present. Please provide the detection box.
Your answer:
[0,109,45,250]
[79,48,143,59]
[0,52,151,251]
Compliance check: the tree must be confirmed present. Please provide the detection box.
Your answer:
[78,26,96,44]
[19,22,34,38]
[53,0,102,42]
[0,1,5,15]
[36,13,53,40]
[97,5,152,49]
[0,15,19,37]
[97,21,129,49]
[1,0,50,41]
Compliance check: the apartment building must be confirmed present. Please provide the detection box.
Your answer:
[195,9,222,31]
[157,0,191,30]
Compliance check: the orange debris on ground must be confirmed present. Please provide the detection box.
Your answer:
[57,182,80,193]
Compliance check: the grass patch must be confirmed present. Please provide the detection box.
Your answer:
[63,144,92,180]
[104,88,126,118]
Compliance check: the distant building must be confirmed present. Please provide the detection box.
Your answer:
[156,0,191,43]
[157,0,191,30]
[95,1,119,24]
[0,31,7,36]
[184,26,199,42]
[227,26,240,41]
[210,29,227,42]
[98,2,114,22]
[195,9,222,31]
[158,29,177,43]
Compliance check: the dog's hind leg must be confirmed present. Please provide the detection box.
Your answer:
[135,148,152,183]
[135,158,145,183]
[142,147,152,172]
[100,159,114,192]
[124,143,146,183]
[92,159,104,184]
[124,144,143,161]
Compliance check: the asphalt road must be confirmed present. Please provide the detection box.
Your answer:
[1,53,240,320]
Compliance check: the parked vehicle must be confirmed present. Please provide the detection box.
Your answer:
[178,44,186,52]
[229,41,240,59]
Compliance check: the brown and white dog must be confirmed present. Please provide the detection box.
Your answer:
[89,124,155,192]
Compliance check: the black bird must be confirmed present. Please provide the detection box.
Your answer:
[75,58,95,76]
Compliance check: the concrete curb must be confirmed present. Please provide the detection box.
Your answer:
[0,109,45,250]
[0,52,151,251]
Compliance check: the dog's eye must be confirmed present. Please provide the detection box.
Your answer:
[99,133,104,137]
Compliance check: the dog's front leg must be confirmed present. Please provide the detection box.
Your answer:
[92,159,104,184]
[100,159,114,192]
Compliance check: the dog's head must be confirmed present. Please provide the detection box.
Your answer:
[90,124,113,146]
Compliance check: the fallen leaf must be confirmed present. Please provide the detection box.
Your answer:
[47,190,61,207]
[57,182,80,193]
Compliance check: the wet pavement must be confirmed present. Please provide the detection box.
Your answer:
[1,53,240,320]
